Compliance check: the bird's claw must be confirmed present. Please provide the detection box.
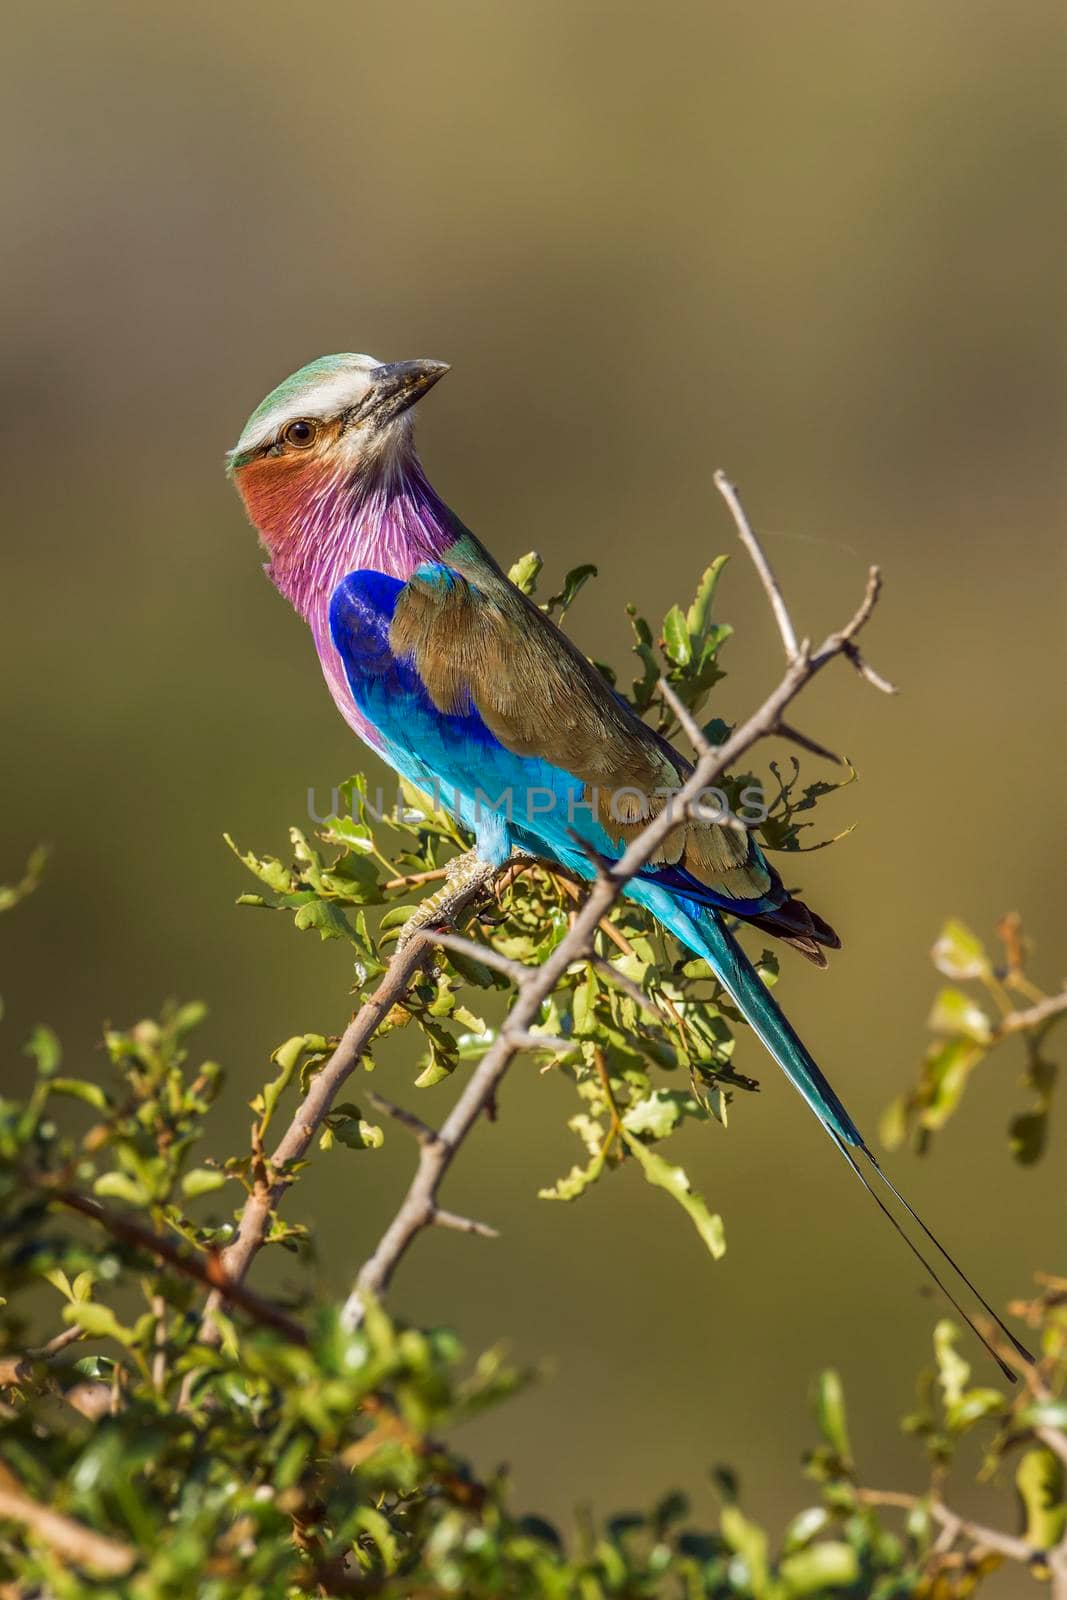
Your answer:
[395,851,497,953]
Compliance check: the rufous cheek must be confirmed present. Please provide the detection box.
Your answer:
[234,454,324,552]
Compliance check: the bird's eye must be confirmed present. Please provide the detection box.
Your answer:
[282,419,318,449]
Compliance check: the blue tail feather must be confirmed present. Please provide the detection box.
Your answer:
[627,881,1034,1377]
[630,883,864,1148]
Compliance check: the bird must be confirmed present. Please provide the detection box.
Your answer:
[229,351,1030,1375]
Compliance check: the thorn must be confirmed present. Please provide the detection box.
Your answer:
[363,1090,438,1147]
[842,641,898,695]
[776,720,846,765]
[431,1207,499,1239]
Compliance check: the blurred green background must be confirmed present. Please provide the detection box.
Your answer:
[2,0,1065,1558]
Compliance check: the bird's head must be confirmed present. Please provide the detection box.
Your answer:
[228,352,449,554]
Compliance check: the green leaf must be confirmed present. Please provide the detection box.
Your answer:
[351,1504,400,1574]
[622,1091,683,1141]
[928,986,993,1044]
[63,1301,131,1345]
[171,1000,209,1038]
[812,1370,852,1469]
[330,1113,384,1150]
[781,1506,830,1553]
[539,1119,613,1201]
[255,1034,328,1136]
[507,550,543,594]
[319,851,383,903]
[879,1094,908,1151]
[0,846,48,914]
[651,1490,689,1535]
[23,1024,61,1076]
[918,1036,986,1131]
[779,1540,859,1594]
[93,1172,151,1206]
[719,1505,769,1596]
[414,1028,458,1088]
[1016,1447,1066,1550]
[1010,1108,1051,1166]
[224,833,294,893]
[701,715,732,747]
[181,1167,227,1198]
[627,605,661,710]
[292,897,356,942]
[46,1076,109,1110]
[661,603,691,667]
[543,563,598,622]
[933,1320,969,1408]
[571,968,600,1036]
[620,1127,725,1259]
[931,919,990,982]
[945,1385,1004,1431]
[413,1061,452,1088]
[685,555,729,642]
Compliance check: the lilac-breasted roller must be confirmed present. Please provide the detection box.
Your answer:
[229,352,1029,1373]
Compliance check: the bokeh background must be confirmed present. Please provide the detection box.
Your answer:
[2,0,1065,1563]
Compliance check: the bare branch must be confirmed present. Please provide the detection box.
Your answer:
[1037,1425,1067,1472]
[503,1028,573,1053]
[590,955,667,1025]
[993,987,1067,1039]
[714,469,800,661]
[825,569,897,694]
[32,1324,85,1360]
[842,642,897,695]
[431,1208,499,1239]
[657,675,714,757]
[381,865,449,892]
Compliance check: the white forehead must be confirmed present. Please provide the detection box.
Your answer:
[234,352,384,456]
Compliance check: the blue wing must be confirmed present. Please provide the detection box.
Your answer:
[328,567,783,913]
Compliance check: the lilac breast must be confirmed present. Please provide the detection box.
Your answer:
[266,458,456,755]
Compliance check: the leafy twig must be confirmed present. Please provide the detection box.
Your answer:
[45,1187,306,1344]
[858,1487,1032,1563]
[182,861,498,1389]
[0,1463,134,1577]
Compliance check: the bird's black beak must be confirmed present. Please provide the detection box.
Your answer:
[347,359,450,428]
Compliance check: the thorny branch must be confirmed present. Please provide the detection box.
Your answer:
[858,1487,1067,1598]
[181,862,496,1389]
[46,1188,307,1344]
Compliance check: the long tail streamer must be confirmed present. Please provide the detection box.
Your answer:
[631,882,1035,1378]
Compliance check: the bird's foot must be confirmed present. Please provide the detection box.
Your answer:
[395,850,498,953]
